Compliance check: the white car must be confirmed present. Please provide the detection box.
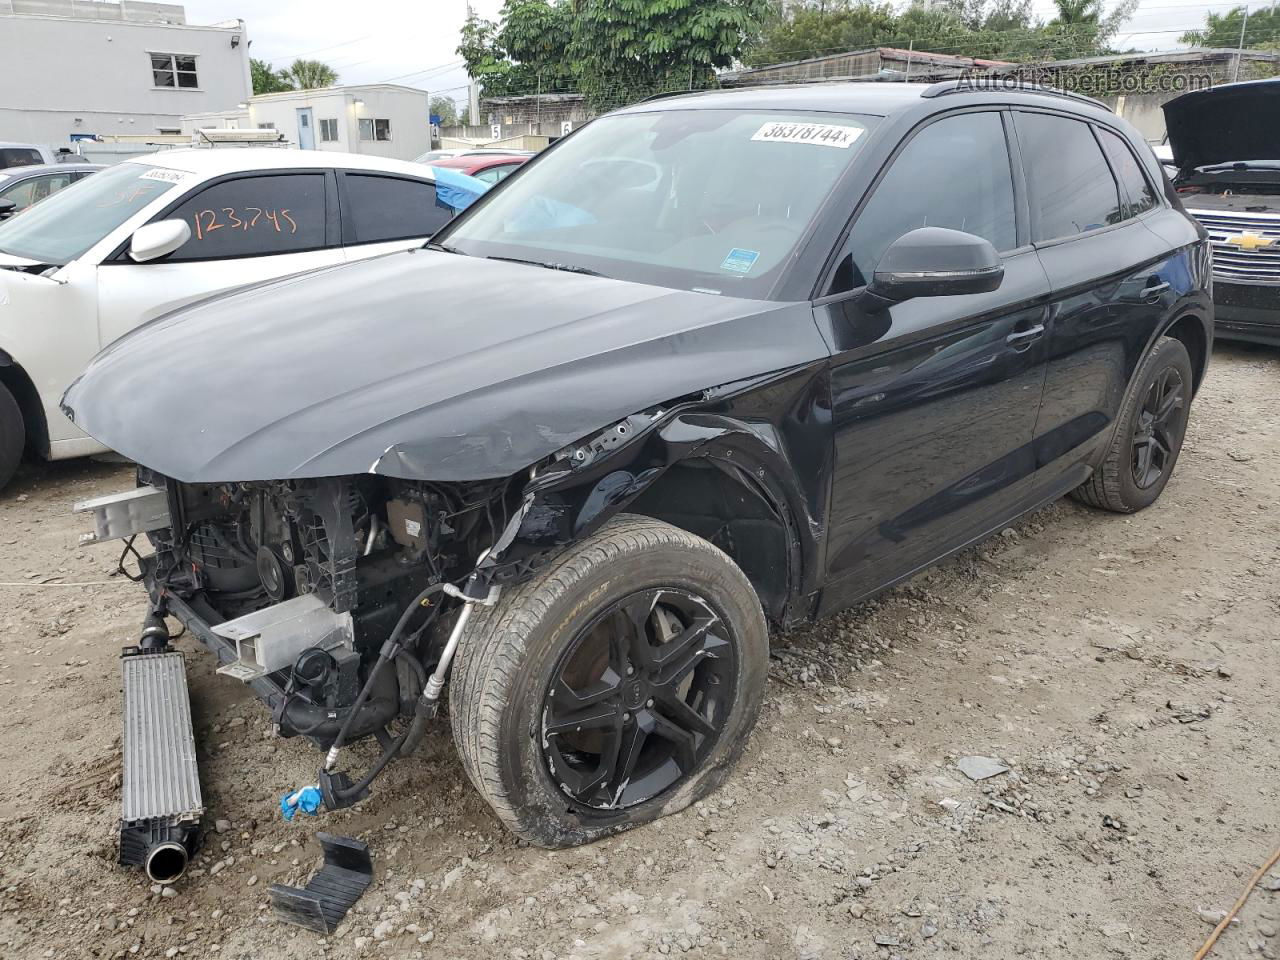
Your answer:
[0,148,483,489]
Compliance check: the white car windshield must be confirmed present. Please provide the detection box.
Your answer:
[437,109,876,298]
[0,161,184,265]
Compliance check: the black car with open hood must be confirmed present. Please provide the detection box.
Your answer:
[1165,78,1280,346]
[67,81,1211,854]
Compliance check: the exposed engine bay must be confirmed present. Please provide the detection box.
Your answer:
[1176,169,1280,213]
[87,465,521,820]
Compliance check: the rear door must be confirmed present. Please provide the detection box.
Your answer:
[1013,111,1181,492]
[816,109,1053,611]
[338,171,457,260]
[96,169,343,348]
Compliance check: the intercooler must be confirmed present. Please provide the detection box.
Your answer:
[118,648,204,883]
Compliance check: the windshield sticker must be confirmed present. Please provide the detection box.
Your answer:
[751,122,863,149]
[721,248,760,274]
[139,168,187,183]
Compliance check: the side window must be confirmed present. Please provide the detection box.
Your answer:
[832,112,1016,293]
[1017,112,1123,241]
[343,174,453,243]
[1098,128,1159,219]
[161,173,327,261]
[0,148,42,167]
[473,164,518,185]
[1,174,73,210]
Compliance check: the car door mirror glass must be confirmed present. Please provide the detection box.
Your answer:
[129,219,191,263]
[859,227,1004,309]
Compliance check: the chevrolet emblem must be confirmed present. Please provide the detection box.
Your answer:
[1223,231,1276,251]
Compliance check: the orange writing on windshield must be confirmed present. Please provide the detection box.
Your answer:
[192,207,298,240]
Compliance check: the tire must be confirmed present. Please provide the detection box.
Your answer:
[449,514,769,848]
[1071,335,1193,513]
[0,383,24,493]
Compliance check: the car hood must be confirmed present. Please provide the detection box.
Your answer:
[1163,79,1280,173]
[63,249,826,483]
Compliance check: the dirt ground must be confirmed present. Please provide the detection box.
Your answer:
[1,344,1278,960]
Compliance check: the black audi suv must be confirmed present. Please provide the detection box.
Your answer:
[67,79,1211,851]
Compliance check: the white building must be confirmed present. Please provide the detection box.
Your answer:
[0,0,250,147]
[227,85,433,162]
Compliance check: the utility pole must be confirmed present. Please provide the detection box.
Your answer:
[904,40,914,82]
[1234,5,1249,82]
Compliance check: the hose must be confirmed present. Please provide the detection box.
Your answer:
[323,581,446,801]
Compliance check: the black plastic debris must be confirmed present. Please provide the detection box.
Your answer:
[269,833,373,933]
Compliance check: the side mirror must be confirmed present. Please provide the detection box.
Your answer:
[0,199,16,220]
[858,227,1004,311]
[129,219,191,263]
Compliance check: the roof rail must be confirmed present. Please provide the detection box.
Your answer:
[921,78,1111,111]
[637,88,715,104]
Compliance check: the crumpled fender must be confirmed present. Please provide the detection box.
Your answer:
[478,364,831,619]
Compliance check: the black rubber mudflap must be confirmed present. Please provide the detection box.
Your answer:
[269,833,373,933]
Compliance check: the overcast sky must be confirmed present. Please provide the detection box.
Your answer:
[181,0,1254,108]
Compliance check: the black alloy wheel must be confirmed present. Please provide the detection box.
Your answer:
[1130,366,1185,490]
[541,588,736,811]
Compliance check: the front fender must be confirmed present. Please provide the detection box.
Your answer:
[479,363,832,621]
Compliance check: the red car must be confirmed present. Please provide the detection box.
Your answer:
[427,153,529,185]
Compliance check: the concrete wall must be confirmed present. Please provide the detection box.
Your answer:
[0,2,250,146]
[248,85,431,161]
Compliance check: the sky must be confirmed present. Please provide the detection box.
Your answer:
[181,0,1258,108]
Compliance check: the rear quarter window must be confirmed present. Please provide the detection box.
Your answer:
[1098,128,1160,219]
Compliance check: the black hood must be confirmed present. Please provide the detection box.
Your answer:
[63,248,826,483]
[1163,78,1280,173]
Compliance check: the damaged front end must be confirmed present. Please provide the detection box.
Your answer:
[76,365,829,839]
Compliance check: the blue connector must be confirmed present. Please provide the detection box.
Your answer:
[280,785,323,821]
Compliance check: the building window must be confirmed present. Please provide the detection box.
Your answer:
[358,118,393,141]
[152,53,198,89]
[258,123,276,130]
[319,118,339,142]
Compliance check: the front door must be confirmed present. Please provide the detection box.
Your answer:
[96,170,342,348]
[814,109,1053,612]
[297,108,315,150]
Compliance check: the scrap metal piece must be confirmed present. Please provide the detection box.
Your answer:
[270,833,373,933]
[212,593,353,682]
[74,485,170,545]
[119,648,203,882]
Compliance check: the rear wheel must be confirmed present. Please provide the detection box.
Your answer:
[1072,336,1193,513]
[0,383,24,493]
[449,514,768,848]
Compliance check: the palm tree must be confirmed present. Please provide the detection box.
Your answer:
[287,59,338,90]
[1050,0,1101,25]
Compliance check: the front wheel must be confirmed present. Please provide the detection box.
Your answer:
[1072,335,1193,513]
[449,515,769,848]
[0,383,24,493]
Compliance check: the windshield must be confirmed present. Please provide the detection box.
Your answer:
[0,161,183,264]
[437,109,877,298]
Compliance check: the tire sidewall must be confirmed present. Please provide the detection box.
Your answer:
[0,383,24,493]
[494,537,768,846]
[1113,337,1193,510]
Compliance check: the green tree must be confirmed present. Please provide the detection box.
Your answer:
[743,1,898,66]
[250,57,293,95]
[1182,5,1280,48]
[429,95,459,126]
[568,0,772,108]
[458,10,518,96]
[286,58,339,90]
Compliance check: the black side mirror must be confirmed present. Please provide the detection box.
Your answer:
[0,198,16,219]
[857,227,1004,311]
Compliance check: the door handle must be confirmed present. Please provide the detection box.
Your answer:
[1006,323,1045,348]
[1143,280,1171,298]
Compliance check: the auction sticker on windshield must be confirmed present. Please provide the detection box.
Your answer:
[751,122,864,148]
[721,248,760,274]
[139,168,187,183]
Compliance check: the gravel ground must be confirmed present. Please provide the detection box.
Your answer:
[0,344,1278,960]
